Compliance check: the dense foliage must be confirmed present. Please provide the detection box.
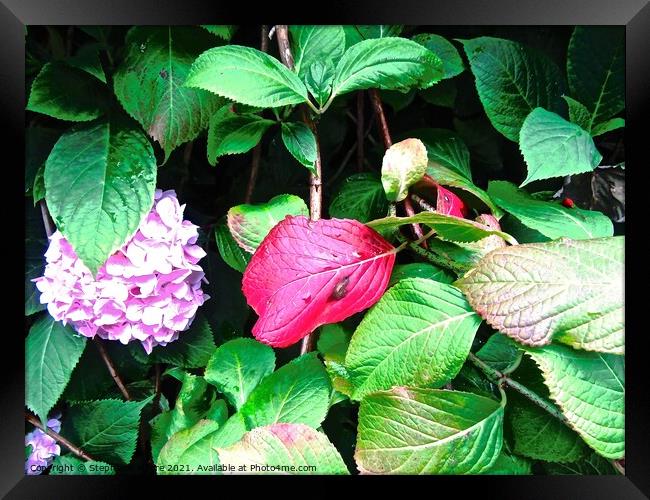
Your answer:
[24,25,624,475]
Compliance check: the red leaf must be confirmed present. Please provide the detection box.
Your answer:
[436,184,468,218]
[242,216,396,347]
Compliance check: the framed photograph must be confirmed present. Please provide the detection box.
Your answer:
[4,0,648,496]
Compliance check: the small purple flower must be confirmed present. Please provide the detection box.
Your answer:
[34,189,210,353]
[25,417,61,475]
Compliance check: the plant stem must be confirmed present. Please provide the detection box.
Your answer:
[39,200,55,238]
[153,363,162,409]
[402,196,427,248]
[397,232,471,275]
[467,353,568,424]
[411,193,436,212]
[245,25,269,204]
[25,412,95,461]
[93,338,131,401]
[275,25,321,354]
[356,91,364,172]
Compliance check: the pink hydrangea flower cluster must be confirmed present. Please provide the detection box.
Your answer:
[25,416,61,475]
[34,189,209,353]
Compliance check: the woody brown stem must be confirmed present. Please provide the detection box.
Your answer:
[26,412,95,461]
[93,338,131,401]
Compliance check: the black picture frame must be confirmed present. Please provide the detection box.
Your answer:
[5,0,648,497]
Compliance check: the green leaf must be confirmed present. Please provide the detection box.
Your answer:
[330,38,444,100]
[388,262,454,287]
[205,338,276,410]
[317,324,352,365]
[27,62,107,121]
[146,312,215,368]
[114,27,224,161]
[281,122,318,173]
[345,25,403,45]
[185,45,309,108]
[523,344,624,459]
[483,451,531,475]
[413,33,464,79]
[591,117,625,137]
[214,222,252,273]
[563,95,592,132]
[329,173,388,223]
[216,423,349,474]
[227,194,309,253]
[346,278,481,400]
[567,27,624,130]
[487,181,613,240]
[499,214,550,244]
[304,60,335,107]
[355,387,504,474]
[207,105,275,166]
[291,25,345,79]
[456,237,624,353]
[157,419,222,474]
[419,79,457,108]
[477,334,522,374]
[62,398,151,464]
[519,108,602,185]
[200,25,237,40]
[67,44,107,83]
[380,88,417,113]
[240,353,331,430]
[50,456,115,475]
[461,37,564,142]
[366,212,515,244]
[205,399,229,425]
[26,315,87,422]
[543,451,618,475]
[25,127,61,197]
[44,116,157,275]
[381,138,428,202]
[407,128,503,216]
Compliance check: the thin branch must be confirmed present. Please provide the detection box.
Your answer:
[93,338,131,401]
[245,25,269,204]
[397,233,471,276]
[356,91,365,172]
[369,89,393,149]
[276,25,322,355]
[411,193,436,212]
[402,196,427,248]
[39,200,55,238]
[25,412,95,462]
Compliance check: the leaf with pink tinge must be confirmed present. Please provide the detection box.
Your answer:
[242,216,396,347]
[436,183,467,218]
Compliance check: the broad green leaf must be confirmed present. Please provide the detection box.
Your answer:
[413,33,464,79]
[216,423,349,475]
[291,25,345,78]
[329,173,388,223]
[200,25,237,40]
[26,315,87,422]
[419,79,457,108]
[146,312,215,368]
[205,399,229,426]
[461,37,564,142]
[355,387,504,474]
[483,451,531,475]
[240,353,331,430]
[456,237,624,353]
[67,44,106,83]
[185,45,309,108]
[281,122,318,173]
[381,138,428,202]
[477,334,522,374]
[205,338,276,410]
[227,194,309,253]
[519,108,602,185]
[214,222,251,273]
[304,60,335,107]
[591,118,625,137]
[499,214,550,244]
[524,345,624,459]
[62,398,151,464]
[50,456,115,475]
[407,128,502,216]
[113,27,223,160]
[509,395,587,463]
[388,262,454,287]
[150,372,213,461]
[487,181,613,240]
[44,117,157,275]
[317,324,353,402]
[567,27,624,130]
[543,451,618,475]
[380,88,416,113]
[366,212,515,244]
[346,278,481,400]
[207,105,275,166]
[330,38,444,100]
[563,95,592,132]
[27,62,107,121]
[157,419,222,474]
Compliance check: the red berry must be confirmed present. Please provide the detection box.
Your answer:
[562,197,575,208]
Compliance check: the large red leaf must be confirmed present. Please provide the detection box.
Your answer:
[436,184,468,218]
[242,216,396,347]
